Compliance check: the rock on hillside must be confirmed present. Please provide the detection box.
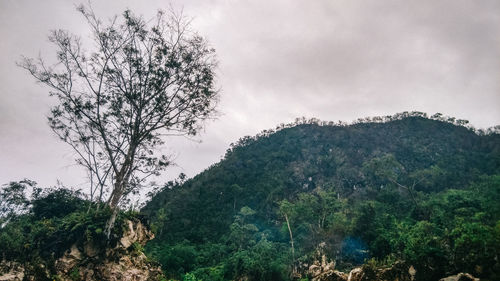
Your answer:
[439,273,480,281]
[308,260,480,281]
[0,219,163,281]
[309,261,416,281]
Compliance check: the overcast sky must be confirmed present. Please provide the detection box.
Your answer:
[0,0,499,191]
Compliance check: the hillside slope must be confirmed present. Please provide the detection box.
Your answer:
[142,114,500,280]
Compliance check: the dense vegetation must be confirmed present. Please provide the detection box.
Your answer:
[1,113,499,280]
[0,183,145,280]
[142,113,500,280]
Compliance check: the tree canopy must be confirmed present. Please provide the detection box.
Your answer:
[19,5,219,218]
[142,115,500,280]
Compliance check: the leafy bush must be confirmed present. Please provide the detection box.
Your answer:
[32,189,88,220]
[0,186,142,275]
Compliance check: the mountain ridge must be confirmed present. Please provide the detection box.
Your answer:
[142,113,500,280]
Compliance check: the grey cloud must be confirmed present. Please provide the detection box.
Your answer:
[0,0,498,189]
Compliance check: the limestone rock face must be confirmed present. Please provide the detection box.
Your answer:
[306,244,347,281]
[76,252,161,281]
[119,219,152,249]
[55,244,83,274]
[307,253,348,281]
[0,261,24,281]
[439,273,479,281]
[347,262,415,281]
[55,219,161,281]
[347,267,364,281]
[1,219,162,281]
[308,260,416,281]
[376,262,415,281]
[315,270,348,281]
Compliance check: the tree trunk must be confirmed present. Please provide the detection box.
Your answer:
[105,177,126,239]
[105,208,118,239]
[284,213,296,273]
[105,144,136,239]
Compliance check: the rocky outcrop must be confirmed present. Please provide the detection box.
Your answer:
[305,253,482,281]
[439,273,479,281]
[0,261,24,281]
[54,219,161,281]
[378,263,416,281]
[308,254,348,281]
[119,219,152,249]
[347,262,415,281]
[0,219,163,281]
[308,259,416,281]
[313,270,348,281]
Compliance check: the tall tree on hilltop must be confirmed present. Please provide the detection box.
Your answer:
[19,5,219,235]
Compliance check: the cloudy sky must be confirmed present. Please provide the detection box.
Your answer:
[0,0,499,191]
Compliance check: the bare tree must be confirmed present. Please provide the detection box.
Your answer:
[19,5,218,235]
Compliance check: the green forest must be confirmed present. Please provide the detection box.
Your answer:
[1,113,500,280]
[2,0,499,280]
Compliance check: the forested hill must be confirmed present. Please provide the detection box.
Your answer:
[142,114,500,280]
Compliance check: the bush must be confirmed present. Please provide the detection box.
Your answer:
[0,187,140,273]
[32,189,88,220]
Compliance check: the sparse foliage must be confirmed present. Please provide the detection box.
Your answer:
[19,5,219,224]
[0,180,38,226]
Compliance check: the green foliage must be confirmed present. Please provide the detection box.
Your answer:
[450,221,496,273]
[131,241,145,256]
[223,238,290,281]
[141,115,500,280]
[32,188,88,220]
[182,273,201,281]
[0,186,142,277]
[20,5,220,211]
[0,179,38,223]
[190,265,225,281]
[69,267,80,281]
[402,221,446,278]
[4,114,499,280]
[148,242,198,277]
